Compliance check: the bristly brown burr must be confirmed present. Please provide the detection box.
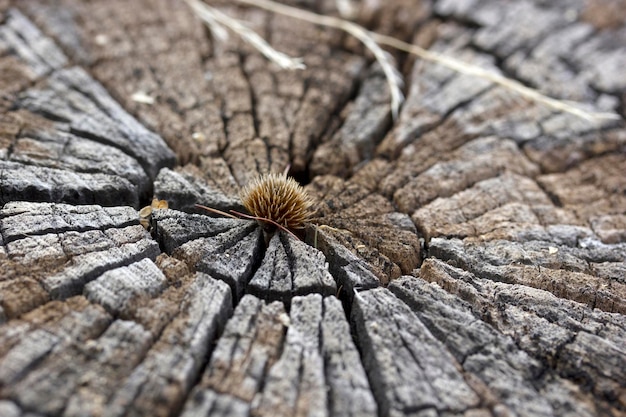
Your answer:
[240,172,312,231]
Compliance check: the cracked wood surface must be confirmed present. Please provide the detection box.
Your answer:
[0,0,625,416]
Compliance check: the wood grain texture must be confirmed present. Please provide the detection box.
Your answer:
[417,258,626,416]
[0,9,175,208]
[0,201,159,320]
[0,0,625,416]
[182,294,376,417]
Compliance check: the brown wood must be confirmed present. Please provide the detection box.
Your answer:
[0,0,625,416]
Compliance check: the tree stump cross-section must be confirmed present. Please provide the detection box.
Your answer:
[0,1,625,416]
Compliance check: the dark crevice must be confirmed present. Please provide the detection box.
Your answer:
[138,196,154,213]
[3,118,23,161]
[288,164,311,186]
[290,74,362,185]
[1,221,139,246]
[237,52,260,139]
[23,108,70,124]
[534,177,563,207]
[431,8,483,30]
[198,24,217,65]
[319,297,334,416]
[617,94,625,120]
[346,297,390,417]
[218,101,231,156]
[336,282,354,325]
[66,127,153,198]
[279,232,297,309]
[0,182,6,232]
[172,288,235,417]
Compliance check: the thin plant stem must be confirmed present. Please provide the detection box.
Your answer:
[372,32,621,122]
[234,0,621,122]
[234,0,404,119]
[230,210,300,240]
[185,0,305,70]
[195,204,300,240]
[195,204,239,219]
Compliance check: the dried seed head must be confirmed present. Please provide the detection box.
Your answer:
[240,172,312,231]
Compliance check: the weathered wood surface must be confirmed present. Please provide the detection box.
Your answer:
[0,0,625,416]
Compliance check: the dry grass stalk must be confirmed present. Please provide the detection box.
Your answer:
[184,0,305,70]
[234,0,621,123]
[234,0,405,119]
[373,33,621,122]
[335,0,357,19]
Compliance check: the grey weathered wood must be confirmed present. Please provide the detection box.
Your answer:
[0,201,159,320]
[154,167,241,213]
[181,390,250,417]
[0,270,231,417]
[320,296,378,417]
[179,226,262,301]
[19,66,175,181]
[101,274,231,417]
[418,258,626,416]
[306,225,380,294]
[390,274,604,417]
[352,287,480,417]
[62,320,154,417]
[1,0,625,416]
[248,231,337,304]
[437,0,626,101]
[42,235,158,301]
[83,258,168,316]
[181,295,286,417]
[429,236,626,314]
[0,8,174,208]
[151,208,245,253]
[182,294,377,417]
[253,294,328,417]
[310,63,392,178]
[0,160,141,207]
[153,209,263,300]
[1,201,139,240]
[0,9,66,77]
[0,297,112,415]
[153,208,339,304]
